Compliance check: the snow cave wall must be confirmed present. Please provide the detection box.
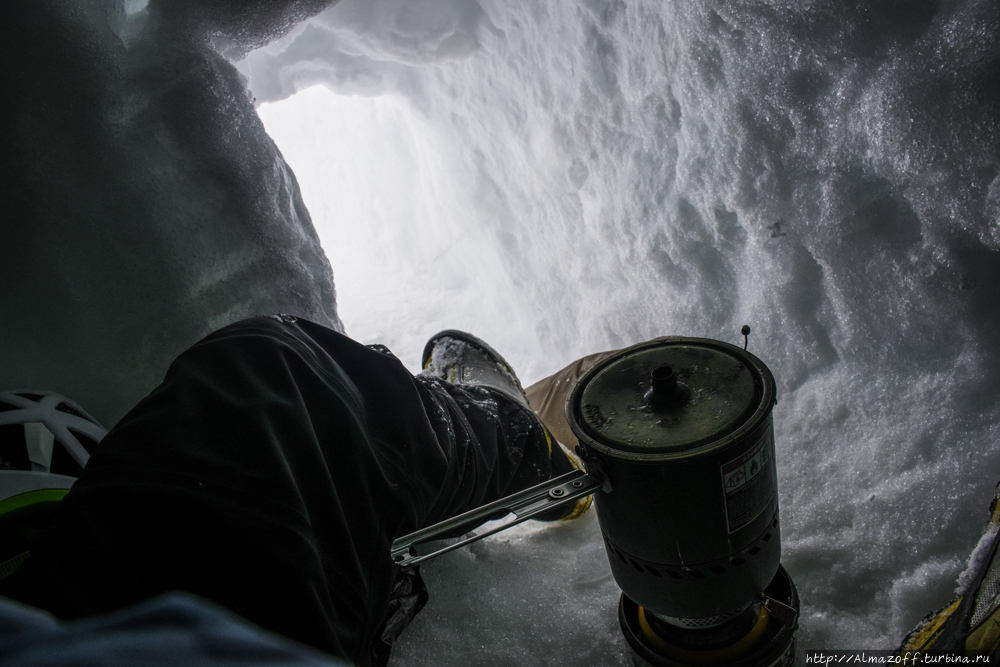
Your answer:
[0,0,342,428]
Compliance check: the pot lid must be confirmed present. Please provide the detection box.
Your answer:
[569,339,765,455]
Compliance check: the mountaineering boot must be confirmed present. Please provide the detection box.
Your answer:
[421,330,591,521]
[421,330,532,411]
[897,480,1000,658]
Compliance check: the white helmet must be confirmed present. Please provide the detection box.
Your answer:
[0,389,107,504]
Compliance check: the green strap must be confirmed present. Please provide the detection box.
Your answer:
[0,488,71,580]
[0,551,30,581]
[0,488,70,523]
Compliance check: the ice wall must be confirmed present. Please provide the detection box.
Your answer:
[0,0,341,428]
[243,0,1000,661]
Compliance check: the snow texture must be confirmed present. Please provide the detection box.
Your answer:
[957,523,1000,596]
[0,0,342,428]
[3,0,1000,663]
[419,336,465,381]
[244,0,1000,662]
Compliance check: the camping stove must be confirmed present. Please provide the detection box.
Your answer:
[392,335,799,666]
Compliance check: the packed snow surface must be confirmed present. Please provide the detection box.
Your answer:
[245,0,1000,662]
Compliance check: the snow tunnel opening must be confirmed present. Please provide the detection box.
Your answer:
[258,85,541,378]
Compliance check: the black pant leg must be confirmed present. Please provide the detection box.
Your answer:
[0,316,561,666]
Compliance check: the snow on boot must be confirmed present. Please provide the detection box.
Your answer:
[421,330,591,521]
[420,330,531,410]
[897,480,1000,657]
